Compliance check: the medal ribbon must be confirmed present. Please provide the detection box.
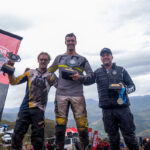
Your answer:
[119,88,126,104]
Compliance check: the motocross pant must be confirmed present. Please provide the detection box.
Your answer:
[11,107,45,150]
[55,95,89,150]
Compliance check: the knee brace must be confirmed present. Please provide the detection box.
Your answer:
[56,117,67,126]
[55,117,67,149]
[76,116,88,131]
[55,117,67,134]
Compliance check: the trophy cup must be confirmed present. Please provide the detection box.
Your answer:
[1,52,21,75]
[62,56,79,80]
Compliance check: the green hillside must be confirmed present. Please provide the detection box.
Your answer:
[0,119,55,138]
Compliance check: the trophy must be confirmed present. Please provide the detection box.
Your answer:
[62,56,79,80]
[108,69,125,104]
[1,52,21,75]
[108,69,122,90]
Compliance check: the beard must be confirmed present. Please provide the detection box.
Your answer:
[67,45,75,52]
[68,49,74,52]
[103,62,111,66]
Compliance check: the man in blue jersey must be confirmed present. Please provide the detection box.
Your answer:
[7,52,57,150]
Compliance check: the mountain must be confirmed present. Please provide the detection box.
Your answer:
[2,95,150,136]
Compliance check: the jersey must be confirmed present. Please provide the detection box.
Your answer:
[8,69,57,111]
[48,53,93,96]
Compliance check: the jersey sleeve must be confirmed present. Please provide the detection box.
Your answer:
[80,71,96,85]
[8,71,29,85]
[48,55,60,73]
[123,68,135,94]
[48,73,58,88]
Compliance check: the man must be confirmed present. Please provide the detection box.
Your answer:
[73,48,139,150]
[7,52,57,150]
[48,33,93,150]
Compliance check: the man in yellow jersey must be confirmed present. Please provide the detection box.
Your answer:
[48,33,93,150]
[7,52,57,150]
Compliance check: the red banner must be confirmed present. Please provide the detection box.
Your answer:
[0,29,22,121]
[92,131,98,150]
[0,29,23,84]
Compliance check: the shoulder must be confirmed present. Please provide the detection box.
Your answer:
[77,54,88,60]
[28,69,36,74]
[26,69,39,77]
[76,54,90,65]
[53,54,67,61]
[116,65,124,70]
[94,66,103,73]
[46,72,56,83]
[53,54,64,60]
[46,71,55,76]
[45,71,56,78]
[57,54,68,58]
[115,64,125,72]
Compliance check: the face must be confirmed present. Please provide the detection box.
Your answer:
[65,36,77,51]
[101,53,113,66]
[38,54,50,70]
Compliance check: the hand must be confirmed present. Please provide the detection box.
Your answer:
[7,60,14,66]
[117,83,125,94]
[71,72,81,80]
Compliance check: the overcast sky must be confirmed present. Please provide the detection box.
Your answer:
[0,0,150,108]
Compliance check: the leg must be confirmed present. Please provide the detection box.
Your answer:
[70,96,89,150]
[55,95,70,150]
[11,110,30,150]
[102,109,120,150]
[30,108,45,150]
[118,107,139,150]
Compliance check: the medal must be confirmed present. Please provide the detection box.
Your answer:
[117,98,124,105]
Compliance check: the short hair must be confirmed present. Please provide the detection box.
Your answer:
[65,33,76,41]
[37,52,51,61]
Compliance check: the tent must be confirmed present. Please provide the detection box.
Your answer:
[65,127,78,137]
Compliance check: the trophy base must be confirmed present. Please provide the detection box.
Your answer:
[62,68,76,80]
[109,84,122,90]
[1,64,15,75]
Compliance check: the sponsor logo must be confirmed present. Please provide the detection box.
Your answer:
[0,53,7,64]
[0,45,9,63]
[0,45,9,73]
[0,45,10,56]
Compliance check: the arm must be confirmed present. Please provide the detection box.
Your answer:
[82,59,95,85]
[49,73,58,88]
[123,69,135,94]
[48,56,59,73]
[8,71,29,85]
[72,59,96,85]
[80,72,96,85]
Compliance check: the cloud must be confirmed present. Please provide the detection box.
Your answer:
[119,0,150,21]
[82,45,150,77]
[0,14,34,32]
[114,48,150,76]
[5,84,26,108]
[1,0,150,108]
